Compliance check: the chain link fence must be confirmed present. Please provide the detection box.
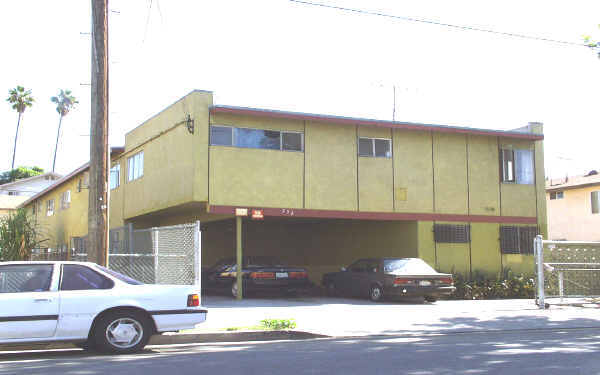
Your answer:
[63,222,201,286]
[535,235,600,308]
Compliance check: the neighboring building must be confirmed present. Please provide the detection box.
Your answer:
[19,151,122,256]
[546,172,600,241]
[0,172,61,197]
[0,195,29,219]
[22,90,546,281]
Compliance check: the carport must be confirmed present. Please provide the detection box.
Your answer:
[201,210,419,299]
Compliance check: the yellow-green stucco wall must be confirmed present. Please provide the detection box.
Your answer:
[24,173,89,251]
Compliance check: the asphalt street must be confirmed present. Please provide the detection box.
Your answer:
[1,328,599,375]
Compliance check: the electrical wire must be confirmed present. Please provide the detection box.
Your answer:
[289,0,588,47]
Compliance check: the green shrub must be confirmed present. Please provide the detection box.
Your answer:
[260,318,296,330]
[449,269,535,300]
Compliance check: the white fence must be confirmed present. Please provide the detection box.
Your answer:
[535,235,600,308]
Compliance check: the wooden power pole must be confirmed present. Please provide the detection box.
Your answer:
[88,0,109,266]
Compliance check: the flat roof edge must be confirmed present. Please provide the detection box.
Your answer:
[210,105,544,140]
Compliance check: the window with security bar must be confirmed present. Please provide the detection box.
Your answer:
[434,224,471,243]
[500,226,538,254]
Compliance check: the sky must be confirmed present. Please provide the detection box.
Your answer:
[1,0,599,178]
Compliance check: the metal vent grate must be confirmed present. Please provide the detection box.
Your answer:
[434,224,471,243]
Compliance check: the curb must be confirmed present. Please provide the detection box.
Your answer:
[0,330,328,352]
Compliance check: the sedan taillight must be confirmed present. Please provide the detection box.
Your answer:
[250,272,276,279]
[187,294,200,307]
[394,278,416,285]
[289,271,308,279]
[436,277,453,285]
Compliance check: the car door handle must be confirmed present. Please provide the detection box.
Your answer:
[34,298,52,303]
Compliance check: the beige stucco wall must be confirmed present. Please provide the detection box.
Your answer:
[547,185,600,241]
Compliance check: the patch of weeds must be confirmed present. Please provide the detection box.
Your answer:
[260,318,296,330]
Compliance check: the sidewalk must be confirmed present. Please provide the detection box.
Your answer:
[193,295,600,337]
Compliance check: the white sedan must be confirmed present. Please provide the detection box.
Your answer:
[0,261,207,354]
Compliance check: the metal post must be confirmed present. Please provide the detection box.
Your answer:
[236,216,243,300]
[535,235,545,309]
[558,271,564,303]
[128,223,134,276]
[194,221,201,289]
[153,228,159,284]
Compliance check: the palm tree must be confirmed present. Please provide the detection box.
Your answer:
[6,86,34,170]
[51,89,78,172]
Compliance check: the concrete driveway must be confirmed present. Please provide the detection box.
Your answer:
[198,295,600,337]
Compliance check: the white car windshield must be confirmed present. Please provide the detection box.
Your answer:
[94,265,144,285]
[383,258,437,275]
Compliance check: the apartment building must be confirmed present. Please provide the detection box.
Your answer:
[23,90,546,281]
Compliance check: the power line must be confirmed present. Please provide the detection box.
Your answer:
[289,0,587,47]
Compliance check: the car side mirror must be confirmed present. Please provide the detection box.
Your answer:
[341,267,347,272]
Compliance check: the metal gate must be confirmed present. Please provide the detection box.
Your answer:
[534,235,600,308]
[70,222,201,286]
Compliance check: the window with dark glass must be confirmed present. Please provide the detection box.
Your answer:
[282,132,302,151]
[434,224,471,243]
[210,125,233,146]
[0,264,53,293]
[549,191,564,200]
[500,226,538,254]
[358,137,391,158]
[60,264,114,291]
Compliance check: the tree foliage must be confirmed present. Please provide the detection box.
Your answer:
[0,166,44,185]
[6,86,34,170]
[51,89,78,172]
[0,208,48,261]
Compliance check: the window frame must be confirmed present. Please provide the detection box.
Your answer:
[60,190,71,210]
[500,226,538,254]
[549,191,564,200]
[591,191,600,214]
[127,151,144,182]
[210,124,304,152]
[46,199,55,216]
[357,137,392,158]
[501,148,534,185]
[110,164,121,190]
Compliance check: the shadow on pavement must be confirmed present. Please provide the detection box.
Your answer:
[2,326,600,375]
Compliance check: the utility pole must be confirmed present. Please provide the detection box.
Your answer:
[88,0,109,266]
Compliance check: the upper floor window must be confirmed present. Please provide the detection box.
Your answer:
[60,190,71,210]
[8,191,19,196]
[592,191,600,214]
[210,125,303,152]
[358,137,392,158]
[110,164,120,189]
[128,151,144,182]
[46,199,54,216]
[549,191,564,200]
[501,148,534,184]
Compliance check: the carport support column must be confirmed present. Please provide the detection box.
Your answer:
[236,216,243,300]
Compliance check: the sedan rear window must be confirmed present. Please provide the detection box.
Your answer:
[0,264,53,293]
[94,265,144,285]
[383,259,437,275]
[61,264,114,290]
